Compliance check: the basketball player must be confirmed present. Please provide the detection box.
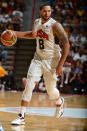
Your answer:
[11,4,70,125]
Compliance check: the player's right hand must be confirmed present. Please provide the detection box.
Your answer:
[32,30,37,38]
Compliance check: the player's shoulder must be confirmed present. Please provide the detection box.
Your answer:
[50,18,61,27]
[52,20,62,28]
[50,18,56,23]
[52,21,64,33]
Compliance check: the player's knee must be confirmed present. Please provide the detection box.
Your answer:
[26,79,35,90]
[47,88,59,99]
[22,78,36,102]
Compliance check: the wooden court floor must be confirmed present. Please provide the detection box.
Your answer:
[0,91,87,131]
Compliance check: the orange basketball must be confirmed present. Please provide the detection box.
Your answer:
[1,30,17,47]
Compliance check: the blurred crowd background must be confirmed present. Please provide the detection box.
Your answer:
[0,0,87,95]
[49,0,87,94]
[0,0,25,91]
[0,0,25,33]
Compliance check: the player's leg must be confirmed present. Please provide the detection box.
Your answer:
[11,59,42,125]
[64,70,70,84]
[43,72,64,118]
[11,76,40,125]
[60,73,64,87]
[22,77,27,88]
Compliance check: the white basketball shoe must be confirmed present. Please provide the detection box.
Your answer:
[55,97,64,118]
[11,114,25,125]
[11,125,25,131]
[0,123,4,131]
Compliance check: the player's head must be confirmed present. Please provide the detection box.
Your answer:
[39,4,52,21]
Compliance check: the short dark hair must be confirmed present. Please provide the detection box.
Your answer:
[40,4,51,10]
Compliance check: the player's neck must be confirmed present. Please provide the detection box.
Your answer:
[41,17,51,24]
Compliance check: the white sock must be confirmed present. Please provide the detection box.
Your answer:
[56,97,62,105]
[20,106,26,118]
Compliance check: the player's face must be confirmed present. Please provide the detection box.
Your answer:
[40,6,52,21]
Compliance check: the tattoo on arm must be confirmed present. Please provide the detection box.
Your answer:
[53,23,69,45]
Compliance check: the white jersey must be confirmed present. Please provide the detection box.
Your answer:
[34,18,61,59]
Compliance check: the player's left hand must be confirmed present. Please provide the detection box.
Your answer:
[56,65,63,76]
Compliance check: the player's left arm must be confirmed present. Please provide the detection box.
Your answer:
[52,22,70,75]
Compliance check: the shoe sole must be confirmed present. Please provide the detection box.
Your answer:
[11,121,25,125]
[11,123,25,125]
